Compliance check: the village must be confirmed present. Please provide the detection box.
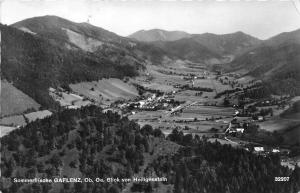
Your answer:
[40,63,300,170]
[1,60,299,170]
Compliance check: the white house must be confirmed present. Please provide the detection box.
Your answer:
[139,101,146,107]
[236,128,244,133]
[49,87,56,92]
[234,110,239,115]
[272,148,280,153]
[254,147,264,152]
[258,116,264,121]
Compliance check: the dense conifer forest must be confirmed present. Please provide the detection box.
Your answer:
[1,106,155,193]
[146,129,300,193]
[1,106,299,193]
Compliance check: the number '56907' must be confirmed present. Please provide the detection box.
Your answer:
[274,177,289,181]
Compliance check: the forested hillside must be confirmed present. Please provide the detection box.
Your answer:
[0,24,142,109]
[0,105,162,193]
[153,38,221,62]
[216,28,300,96]
[12,16,132,51]
[190,31,262,56]
[10,16,172,66]
[129,30,262,58]
[228,43,300,96]
[145,129,300,193]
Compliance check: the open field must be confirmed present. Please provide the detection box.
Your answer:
[174,113,218,121]
[50,91,82,106]
[138,64,203,90]
[137,66,185,92]
[132,107,228,132]
[49,89,91,108]
[236,75,255,85]
[0,126,17,137]
[174,90,217,103]
[0,110,52,128]
[259,118,300,132]
[194,78,231,93]
[129,110,166,121]
[182,105,235,118]
[24,110,52,122]
[0,115,26,126]
[291,96,300,102]
[1,80,40,117]
[141,82,176,92]
[70,78,139,104]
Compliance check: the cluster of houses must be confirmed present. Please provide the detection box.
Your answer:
[117,93,182,113]
[252,146,281,154]
[227,117,249,134]
[243,144,290,157]
[228,127,245,134]
[182,74,206,81]
[225,115,292,158]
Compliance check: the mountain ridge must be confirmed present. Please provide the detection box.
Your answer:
[128,28,262,57]
[128,29,191,42]
[12,15,133,51]
[7,15,300,101]
[222,28,300,95]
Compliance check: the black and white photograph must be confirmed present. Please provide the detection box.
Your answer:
[0,0,300,192]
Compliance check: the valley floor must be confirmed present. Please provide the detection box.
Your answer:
[1,59,300,183]
[126,60,300,171]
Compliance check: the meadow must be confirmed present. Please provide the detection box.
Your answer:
[70,78,139,105]
[1,80,40,117]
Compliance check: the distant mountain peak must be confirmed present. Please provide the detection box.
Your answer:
[11,15,127,50]
[190,31,261,56]
[128,29,191,42]
[233,31,245,34]
[264,28,300,46]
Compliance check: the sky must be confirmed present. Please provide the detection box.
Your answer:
[1,0,300,40]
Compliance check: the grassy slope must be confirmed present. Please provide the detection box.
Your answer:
[69,78,139,104]
[1,80,40,117]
